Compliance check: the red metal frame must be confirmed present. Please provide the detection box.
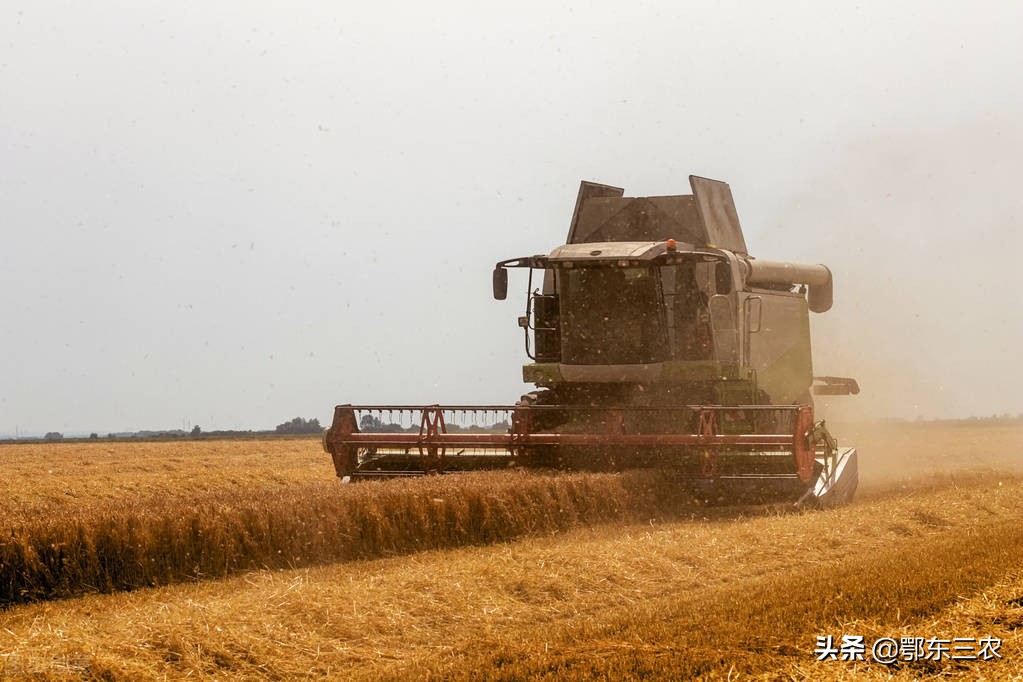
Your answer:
[699,409,719,478]
[417,407,447,474]
[324,403,819,480]
[793,404,815,483]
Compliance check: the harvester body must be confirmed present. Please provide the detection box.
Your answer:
[324,176,859,506]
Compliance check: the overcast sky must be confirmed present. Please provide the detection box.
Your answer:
[2,2,1021,434]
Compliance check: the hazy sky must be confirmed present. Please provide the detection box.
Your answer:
[2,2,1021,434]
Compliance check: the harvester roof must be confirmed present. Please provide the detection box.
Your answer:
[567,176,748,255]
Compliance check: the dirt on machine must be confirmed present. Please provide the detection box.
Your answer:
[323,176,860,507]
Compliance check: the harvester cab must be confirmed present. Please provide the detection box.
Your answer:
[324,175,860,507]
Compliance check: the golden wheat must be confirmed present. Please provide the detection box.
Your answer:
[1,422,1021,678]
[1,467,713,605]
[0,437,324,511]
[2,421,1021,607]
[0,475,1020,680]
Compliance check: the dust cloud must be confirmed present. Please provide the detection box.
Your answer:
[762,119,1023,493]
[770,117,1023,422]
[835,418,1023,500]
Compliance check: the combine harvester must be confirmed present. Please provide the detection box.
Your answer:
[324,176,860,507]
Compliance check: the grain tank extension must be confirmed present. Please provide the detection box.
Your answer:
[324,176,860,506]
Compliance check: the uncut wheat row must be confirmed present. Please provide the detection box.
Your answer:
[0,469,700,606]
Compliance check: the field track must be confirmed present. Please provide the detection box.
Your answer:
[0,420,1020,679]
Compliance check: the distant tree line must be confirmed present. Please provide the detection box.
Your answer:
[274,417,323,435]
[19,411,1023,445]
[8,417,327,443]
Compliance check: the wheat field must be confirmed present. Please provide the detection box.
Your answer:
[0,420,1021,679]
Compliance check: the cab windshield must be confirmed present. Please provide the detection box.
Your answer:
[559,266,668,364]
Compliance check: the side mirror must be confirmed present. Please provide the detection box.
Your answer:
[492,267,508,300]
